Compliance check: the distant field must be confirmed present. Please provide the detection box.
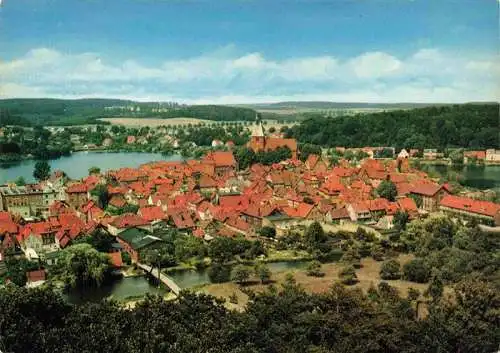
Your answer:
[99,117,213,127]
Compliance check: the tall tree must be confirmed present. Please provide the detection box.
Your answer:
[33,160,51,181]
[377,179,398,201]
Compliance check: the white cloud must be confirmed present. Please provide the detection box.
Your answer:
[0,47,498,103]
[349,52,402,79]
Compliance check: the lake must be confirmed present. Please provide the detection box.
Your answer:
[429,165,500,191]
[65,261,310,304]
[0,152,182,184]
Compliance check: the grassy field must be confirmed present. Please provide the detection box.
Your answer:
[99,117,213,127]
[198,254,432,310]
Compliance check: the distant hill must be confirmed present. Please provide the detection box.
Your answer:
[241,101,454,110]
[0,98,257,126]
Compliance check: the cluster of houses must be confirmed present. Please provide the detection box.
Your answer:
[1,133,500,269]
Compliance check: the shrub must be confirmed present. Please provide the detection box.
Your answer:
[403,258,431,283]
[380,259,401,280]
[306,260,325,277]
[232,265,251,284]
[259,226,276,238]
[339,265,358,285]
[208,263,232,283]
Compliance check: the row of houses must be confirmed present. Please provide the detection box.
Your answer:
[1,148,499,265]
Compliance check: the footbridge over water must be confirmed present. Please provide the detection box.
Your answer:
[137,263,181,296]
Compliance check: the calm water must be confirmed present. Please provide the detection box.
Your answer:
[65,275,167,304]
[0,152,182,184]
[168,261,310,288]
[66,261,309,303]
[430,165,500,191]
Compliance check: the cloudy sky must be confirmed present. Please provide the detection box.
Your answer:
[0,0,498,103]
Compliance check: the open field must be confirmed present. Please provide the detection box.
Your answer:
[99,117,213,127]
[198,254,438,310]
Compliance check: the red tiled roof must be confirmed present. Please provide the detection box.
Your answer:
[440,195,500,218]
[282,202,314,218]
[199,174,218,189]
[203,151,236,167]
[367,198,390,211]
[411,182,443,197]
[171,212,195,229]
[108,195,127,208]
[26,269,46,283]
[329,207,350,219]
[398,197,418,212]
[109,252,123,267]
[219,195,249,210]
[193,228,205,238]
[138,206,166,222]
[225,216,251,233]
[464,151,486,159]
[66,183,87,193]
[110,214,149,229]
[386,202,400,215]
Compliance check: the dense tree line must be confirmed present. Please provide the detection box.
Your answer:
[160,105,257,122]
[287,104,499,149]
[0,276,498,353]
[235,146,292,169]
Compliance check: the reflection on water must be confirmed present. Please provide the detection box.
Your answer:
[0,152,182,184]
[64,276,167,304]
[66,261,311,303]
[426,165,500,190]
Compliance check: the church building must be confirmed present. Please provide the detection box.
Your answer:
[247,118,298,159]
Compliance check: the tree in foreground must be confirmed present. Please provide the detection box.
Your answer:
[33,160,51,181]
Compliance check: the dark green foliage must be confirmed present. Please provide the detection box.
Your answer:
[33,160,51,181]
[393,211,410,231]
[403,258,431,283]
[287,104,499,149]
[232,265,251,284]
[234,147,256,170]
[161,105,256,121]
[305,221,327,250]
[425,271,444,302]
[90,184,110,209]
[259,226,276,238]
[234,146,292,169]
[4,257,40,287]
[299,143,322,161]
[0,277,499,353]
[254,264,271,284]
[380,259,401,280]
[377,180,398,201]
[208,263,232,283]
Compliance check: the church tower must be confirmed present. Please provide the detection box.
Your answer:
[250,113,266,151]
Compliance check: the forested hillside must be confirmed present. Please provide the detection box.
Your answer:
[0,99,257,126]
[287,104,499,149]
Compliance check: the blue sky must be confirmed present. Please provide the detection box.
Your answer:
[0,0,498,103]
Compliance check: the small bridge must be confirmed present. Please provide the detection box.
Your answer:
[137,263,181,296]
